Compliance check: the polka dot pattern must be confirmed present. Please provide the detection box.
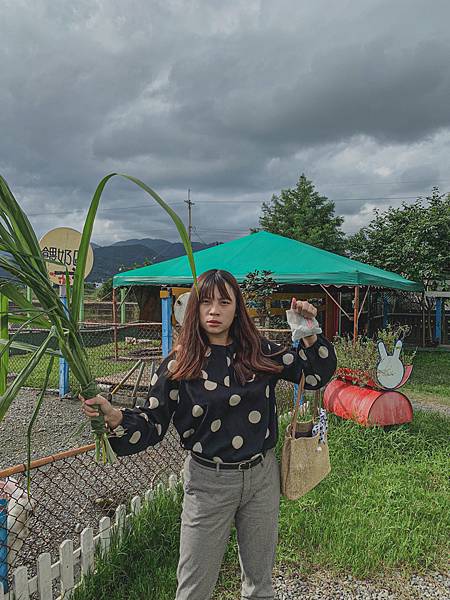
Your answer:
[210,419,221,432]
[148,397,159,409]
[204,380,217,391]
[232,435,244,449]
[318,346,329,358]
[305,374,318,386]
[114,425,126,438]
[248,410,261,424]
[282,353,294,365]
[129,431,142,444]
[229,394,241,406]
[118,334,336,463]
[192,405,204,417]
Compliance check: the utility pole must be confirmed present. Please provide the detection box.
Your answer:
[184,188,194,241]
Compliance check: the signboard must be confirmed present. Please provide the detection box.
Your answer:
[39,227,94,286]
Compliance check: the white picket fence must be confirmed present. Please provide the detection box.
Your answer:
[1,474,180,600]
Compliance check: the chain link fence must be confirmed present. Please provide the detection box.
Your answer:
[8,322,163,394]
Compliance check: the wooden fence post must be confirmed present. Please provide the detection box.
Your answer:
[37,552,52,599]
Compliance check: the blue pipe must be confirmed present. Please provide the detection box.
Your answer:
[59,294,70,396]
[0,497,8,593]
[161,293,173,358]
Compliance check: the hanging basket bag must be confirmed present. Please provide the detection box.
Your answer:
[281,373,331,500]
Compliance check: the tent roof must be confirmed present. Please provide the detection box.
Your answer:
[113,231,423,291]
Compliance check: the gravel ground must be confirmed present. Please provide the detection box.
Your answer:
[273,569,450,600]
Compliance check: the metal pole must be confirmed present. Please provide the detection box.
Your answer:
[435,298,442,344]
[353,286,359,346]
[422,291,426,347]
[120,288,126,325]
[161,290,173,357]
[59,286,70,397]
[184,189,194,242]
[112,287,118,361]
[383,293,389,328]
[338,292,342,336]
[0,294,8,395]
[0,497,8,593]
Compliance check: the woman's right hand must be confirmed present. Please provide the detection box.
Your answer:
[79,394,124,430]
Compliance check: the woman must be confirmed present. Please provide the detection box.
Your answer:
[81,269,336,600]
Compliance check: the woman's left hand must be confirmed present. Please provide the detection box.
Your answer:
[291,297,317,320]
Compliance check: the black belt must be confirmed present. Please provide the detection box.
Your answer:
[191,451,265,470]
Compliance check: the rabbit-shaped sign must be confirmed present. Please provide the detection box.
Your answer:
[376,340,405,389]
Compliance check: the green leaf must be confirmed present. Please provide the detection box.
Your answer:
[0,337,62,357]
[71,173,116,323]
[0,176,48,277]
[71,173,198,320]
[0,326,57,421]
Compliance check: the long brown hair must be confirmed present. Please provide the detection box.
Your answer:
[170,269,283,384]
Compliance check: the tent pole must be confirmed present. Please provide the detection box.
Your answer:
[353,286,359,346]
[338,292,342,335]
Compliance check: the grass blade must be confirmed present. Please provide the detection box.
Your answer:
[26,356,54,495]
[0,326,56,421]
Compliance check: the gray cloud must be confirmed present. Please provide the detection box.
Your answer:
[0,0,449,245]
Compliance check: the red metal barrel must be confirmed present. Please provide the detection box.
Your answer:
[323,379,413,426]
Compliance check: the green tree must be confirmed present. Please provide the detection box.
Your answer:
[256,174,346,254]
[347,188,450,342]
[241,270,280,327]
[347,188,450,290]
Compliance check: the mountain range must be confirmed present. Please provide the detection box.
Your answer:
[87,237,218,282]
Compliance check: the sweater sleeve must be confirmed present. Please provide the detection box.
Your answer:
[267,334,337,390]
[108,355,179,456]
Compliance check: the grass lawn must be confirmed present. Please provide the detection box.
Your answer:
[402,349,450,406]
[8,343,142,390]
[73,409,450,600]
[8,344,449,406]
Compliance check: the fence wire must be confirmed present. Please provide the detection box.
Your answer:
[8,322,163,394]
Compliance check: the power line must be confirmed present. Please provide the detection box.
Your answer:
[26,193,447,218]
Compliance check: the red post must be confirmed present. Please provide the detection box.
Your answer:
[112,288,118,361]
[353,286,359,346]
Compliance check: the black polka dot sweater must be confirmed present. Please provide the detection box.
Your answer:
[108,334,336,462]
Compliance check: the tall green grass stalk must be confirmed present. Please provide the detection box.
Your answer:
[0,174,197,463]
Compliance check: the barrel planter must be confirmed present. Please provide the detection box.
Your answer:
[323,379,413,426]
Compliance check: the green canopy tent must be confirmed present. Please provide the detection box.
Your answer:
[113,232,423,342]
[113,231,422,291]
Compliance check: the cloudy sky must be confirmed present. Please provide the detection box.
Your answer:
[1,0,449,247]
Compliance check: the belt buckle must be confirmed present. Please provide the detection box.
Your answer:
[238,459,251,471]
